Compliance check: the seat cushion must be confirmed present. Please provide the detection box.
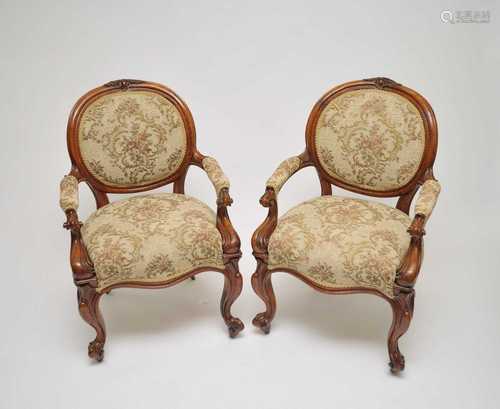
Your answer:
[81,193,225,291]
[268,196,412,298]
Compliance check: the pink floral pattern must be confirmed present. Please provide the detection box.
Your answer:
[266,156,301,193]
[268,196,412,297]
[202,156,230,194]
[414,179,441,217]
[78,91,187,187]
[59,175,79,211]
[315,89,425,191]
[81,193,225,291]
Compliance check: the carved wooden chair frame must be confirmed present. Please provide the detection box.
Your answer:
[62,79,243,361]
[251,78,438,373]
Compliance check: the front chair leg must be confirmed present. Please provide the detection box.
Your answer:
[77,284,106,362]
[220,260,244,338]
[251,260,276,334]
[387,287,415,373]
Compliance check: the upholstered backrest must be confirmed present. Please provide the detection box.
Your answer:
[68,81,194,191]
[308,79,436,195]
[77,90,186,187]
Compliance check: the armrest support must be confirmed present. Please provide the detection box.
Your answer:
[198,155,240,262]
[252,187,278,262]
[260,188,277,208]
[59,174,96,285]
[252,155,304,260]
[396,214,425,288]
[396,179,441,288]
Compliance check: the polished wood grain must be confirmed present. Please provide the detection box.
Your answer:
[63,79,243,361]
[251,77,439,373]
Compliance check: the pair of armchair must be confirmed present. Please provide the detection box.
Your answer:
[60,78,440,372]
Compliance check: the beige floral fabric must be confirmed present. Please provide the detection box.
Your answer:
[268,196,412,297]
[59,175,79,211]
[414,179,441,218]
[78,90,187,187]
[315,89,425,191]
[202,156,230,194]
[266,156,301,193]
[81,193,224,291]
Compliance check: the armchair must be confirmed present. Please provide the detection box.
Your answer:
[251,78,440,373]
[60,79,243,361]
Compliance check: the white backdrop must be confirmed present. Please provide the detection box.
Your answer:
[1,1,499,408]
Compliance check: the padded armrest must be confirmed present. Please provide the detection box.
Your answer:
[266,156,301,194]
[59,175,79,212]
[414,179,441,218]
[202,156,230,195]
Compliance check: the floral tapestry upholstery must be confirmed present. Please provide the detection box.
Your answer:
[202,156,230,194]
[415,179,441,218]
[268,196,412,297]
[81,193,225,292]
[315,89,426,191]
[59,175,79,211]
[78,90,187,187]
[266,156,301,194]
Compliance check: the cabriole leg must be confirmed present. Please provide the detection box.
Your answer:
[387,287,415,373]
[77,284,106,362]
[220,260,244,338]
[251,260,276,334]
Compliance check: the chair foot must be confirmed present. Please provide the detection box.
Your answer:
[88,340,105,362]
[251,261,276,334]
[388,287,415,373]
[389,354,405,373]
[78,284,106,362]
[227,317,244,338]
[252,312,271,334]
[220,260,244,337]
[190,276,196,281]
